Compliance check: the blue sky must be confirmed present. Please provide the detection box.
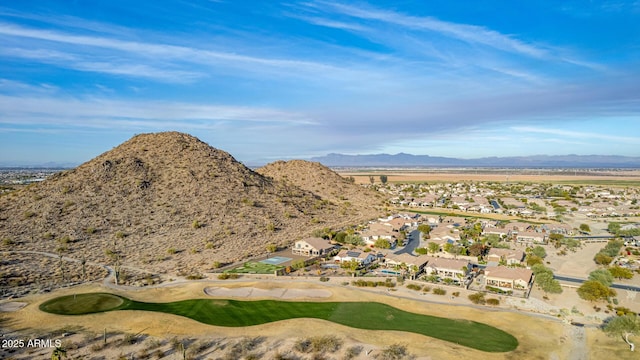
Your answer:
[1,1,639,166]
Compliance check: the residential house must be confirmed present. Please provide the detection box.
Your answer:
[360,223,397,246]
[292,237,336,257]
[333,249,376,266]
[423,256,471,282]
[515,231,547,245]
[384,253,430,271]
[484,266,534,292]
[505,222,535,233]
[542,223,574,236]
[486,248,525,266]
[427,225,461,251]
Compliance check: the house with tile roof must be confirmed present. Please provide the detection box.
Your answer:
[484,266,534,292]
[292,237,336,257]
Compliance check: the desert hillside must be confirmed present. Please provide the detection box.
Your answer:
[257,160,385,220]
[0,132,381,280]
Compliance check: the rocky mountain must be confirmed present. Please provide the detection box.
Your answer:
[257,160,385,220]
[0,132,380,279]
[310,153,640,168]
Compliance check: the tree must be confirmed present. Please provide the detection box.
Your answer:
[535,272,562,294]
[594,253,614,265]
[379,175,388,184]
[374,238,391,249]
[531,245,547,259]
[468,242,485,257]
[292,259,306,270]
[531,263,552,276]
[443,242,455,254]
[589,269,614,286]
[579,223,591,233]
[609,266,634,280]
[341,259,360,272]
[344,234,364,246]
[334,231,347,244]
[266,243,277,253]
[577,280,616,302]
[608,222,621,235]
[427,242,440,254]
[415,247,428,255]
[417,224,432,238]
[526,255,543,267]
[603,314,640,352]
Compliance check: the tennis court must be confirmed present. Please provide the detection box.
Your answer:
[260,256,292,265]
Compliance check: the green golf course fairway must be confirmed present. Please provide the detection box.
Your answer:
[40,293,518,352]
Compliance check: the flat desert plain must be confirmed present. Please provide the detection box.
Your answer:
[340,169,640,184]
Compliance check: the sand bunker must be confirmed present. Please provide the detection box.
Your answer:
[204,286,331,299]
[0,302,27,312]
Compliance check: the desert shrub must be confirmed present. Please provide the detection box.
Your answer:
[185,274,204,280]
[406,284,422,291]
[468,292,486,304]
[294,338,312,353]
[122,333,137,345]
[486,286,512,295]
[166,248,177,255]
[310,335,343,353]
[422,285,431,292]
[344,345,363,359]
[217,273,239,280]
[486,298,500,306]
[319,276,330,282]
[232,337,262,355]
[90,343,105,352]
[351,279,395,288]
[144,338,162,350]
[378,344,409,360]
[452,291,460,297]
[433,288,446,295]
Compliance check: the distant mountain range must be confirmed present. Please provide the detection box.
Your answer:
[309,153,640,168]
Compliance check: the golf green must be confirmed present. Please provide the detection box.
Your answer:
[39,293,518,352]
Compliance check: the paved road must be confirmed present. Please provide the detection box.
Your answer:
[393,229,421,255]
[554,274,640,292]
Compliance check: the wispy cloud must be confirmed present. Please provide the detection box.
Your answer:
[0,94,316,131]
[307,1,548,58]
[0,22,346,82]
[512,126,640,143]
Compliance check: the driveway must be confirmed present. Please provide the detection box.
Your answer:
[394,229,421,255]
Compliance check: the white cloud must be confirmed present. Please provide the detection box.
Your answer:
[0,94,316,131]
[512,126,640,143]
[311,1,548,58]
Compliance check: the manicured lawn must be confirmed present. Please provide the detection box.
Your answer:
[40,294,518,352]
[39,293,129,315]
[226,261,283,274]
